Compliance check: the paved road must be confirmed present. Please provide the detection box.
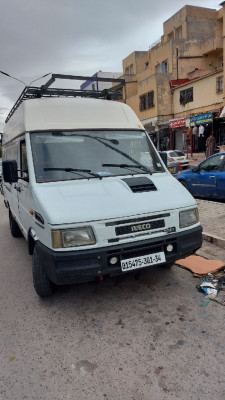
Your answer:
[1,195,225,400]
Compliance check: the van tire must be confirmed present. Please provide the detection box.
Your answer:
[9,210,22,237]
[180,181,189,191]
[32,245,53,297]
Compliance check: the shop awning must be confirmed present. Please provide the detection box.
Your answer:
[190,112,213,125]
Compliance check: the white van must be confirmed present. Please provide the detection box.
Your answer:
[2,76,202,296]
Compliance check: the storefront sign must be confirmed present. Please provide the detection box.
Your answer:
[190,112,213,125]
[169,117,186,129]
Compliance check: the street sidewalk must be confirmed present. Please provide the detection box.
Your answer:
[182,152,225,254]
[197,199,225,249]
[187,152,206,168]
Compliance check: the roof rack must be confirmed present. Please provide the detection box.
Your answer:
[5,74,125,123]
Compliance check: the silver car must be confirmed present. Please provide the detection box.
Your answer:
[159,152,180,176]
[163,150,189,169]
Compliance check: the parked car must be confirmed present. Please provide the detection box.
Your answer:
[165,150,189,169]
[177,152,225,200]
[174,150,190,169]
[162,150,189,169]
[160,151,181,176]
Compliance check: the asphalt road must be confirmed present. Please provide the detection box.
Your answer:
[1,195,225,400]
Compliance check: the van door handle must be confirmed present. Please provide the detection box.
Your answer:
[14,185,21,192]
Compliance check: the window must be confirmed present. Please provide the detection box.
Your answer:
[156,60,168,74]
[175,27,182,39]
[200,154,225,172]
[216,76,223,93]
[147,91,154,108]
[139,91,155,111]
[20,141,28,179]
[140,94,147,111]
[30,130,164,182]
[180,87,193,104]
[125,64,134,75]
[20,142,28,171]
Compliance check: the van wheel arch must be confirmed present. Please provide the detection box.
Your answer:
[9,209,22,237]
[32,244,53,297]
[28,230,36,255]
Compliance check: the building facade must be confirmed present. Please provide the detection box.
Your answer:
[119,5,225,152]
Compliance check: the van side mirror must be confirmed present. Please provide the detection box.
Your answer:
[2,160,18,183]
[158,151,167,167]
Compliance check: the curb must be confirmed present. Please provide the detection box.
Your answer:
[202,231,225,248]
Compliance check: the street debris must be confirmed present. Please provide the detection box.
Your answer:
[175,255,225,306]
[175,255,225,275]
[197,272,225,306]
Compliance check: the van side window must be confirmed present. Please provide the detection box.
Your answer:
[20,141,28,179]
[3,143,18,162]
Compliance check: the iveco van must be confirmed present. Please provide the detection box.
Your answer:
[2,75,202,296]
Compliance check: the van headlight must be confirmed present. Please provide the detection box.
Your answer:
[179,208,199,228]
[52,227,96,248]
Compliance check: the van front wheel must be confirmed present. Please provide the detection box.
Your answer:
[32,245,53,297]
[9,210,22,237]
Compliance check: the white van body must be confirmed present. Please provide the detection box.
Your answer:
[2,97,202,296]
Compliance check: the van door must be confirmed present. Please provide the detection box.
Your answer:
[5,141,20,223]
[16,140,31,237]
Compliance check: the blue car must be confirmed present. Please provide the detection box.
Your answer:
[177,152,225,200]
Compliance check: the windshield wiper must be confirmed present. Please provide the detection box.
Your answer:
[53,132,150,173]
[43,167,102,179]
[102,163,152,174]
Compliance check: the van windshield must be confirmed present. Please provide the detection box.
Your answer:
[30,130,165,182]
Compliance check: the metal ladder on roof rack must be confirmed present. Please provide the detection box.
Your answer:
[5,74,126,123]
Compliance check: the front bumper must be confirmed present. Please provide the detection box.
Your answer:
[37,225,202,284]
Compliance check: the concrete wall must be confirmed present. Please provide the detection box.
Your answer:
[163,6,217,39]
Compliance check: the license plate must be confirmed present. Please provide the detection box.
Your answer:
[178,158,183,161]
[168,167,174,172]
[121,251,166,272]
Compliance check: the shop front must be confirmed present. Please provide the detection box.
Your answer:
[169,117,186,151]
[189,112,213,152]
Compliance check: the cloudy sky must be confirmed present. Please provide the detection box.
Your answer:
[0,0,221,126]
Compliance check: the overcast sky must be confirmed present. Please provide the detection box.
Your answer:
[0,0,221,126]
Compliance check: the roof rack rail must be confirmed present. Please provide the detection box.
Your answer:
[5,74,125,123]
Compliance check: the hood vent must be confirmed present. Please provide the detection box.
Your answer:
[122,177,157,193]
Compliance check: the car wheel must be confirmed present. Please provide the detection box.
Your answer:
[180,181,190,191]
[9,210,22,237]
[32,245,53,297]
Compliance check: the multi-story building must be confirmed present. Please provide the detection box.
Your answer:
[118,5,225,152]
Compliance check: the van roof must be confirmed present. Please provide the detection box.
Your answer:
[3,97,144,144]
